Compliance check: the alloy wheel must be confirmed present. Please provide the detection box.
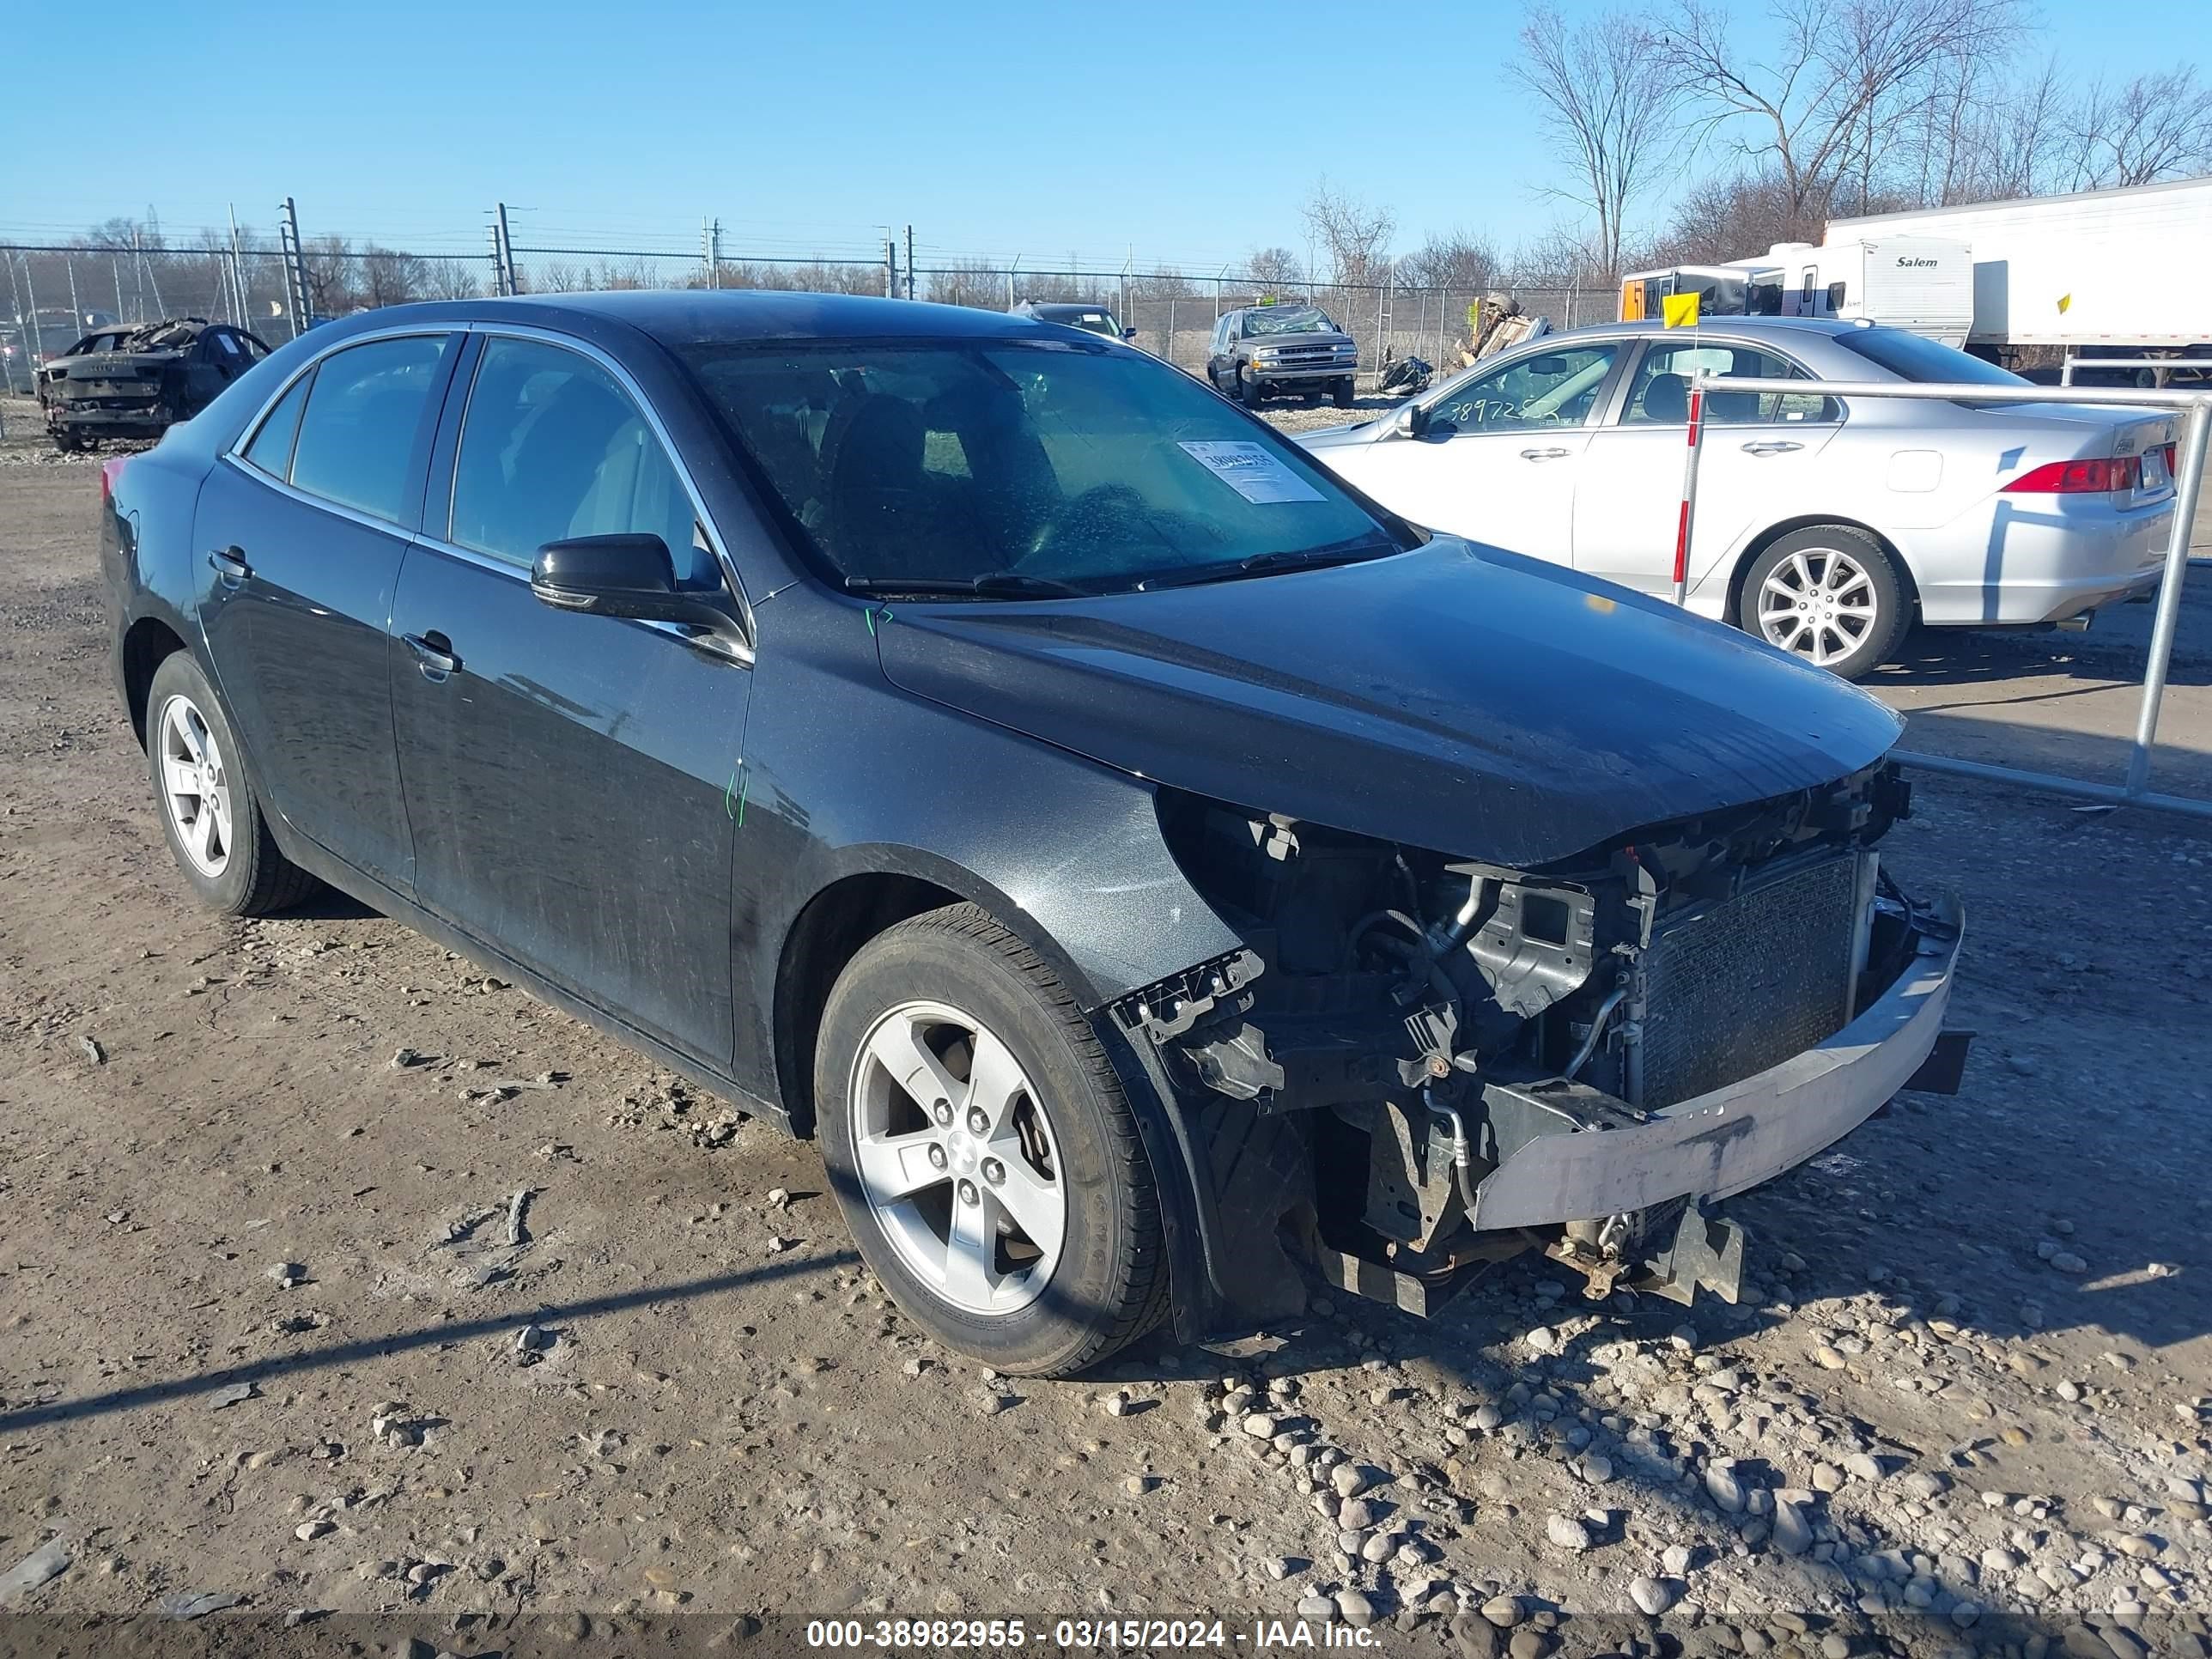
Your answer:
[156,693,234,878]
[1756,546,1878,668]
[847,999,1066,1316]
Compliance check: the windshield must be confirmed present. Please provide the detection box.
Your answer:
[1836,327,2027,386]
[678,337,1400,596]
[1243,307,1334,337]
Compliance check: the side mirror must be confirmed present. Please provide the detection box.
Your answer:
[1121,326,1138,341]
[530,533,737,637]
[1388,404,1423,440]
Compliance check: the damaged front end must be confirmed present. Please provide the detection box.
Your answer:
[1110,764,1966,1332]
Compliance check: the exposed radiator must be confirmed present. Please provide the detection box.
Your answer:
[1635,853,1867,1109]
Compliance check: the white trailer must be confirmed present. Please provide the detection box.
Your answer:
[1826,176,2212,378]
[1769,237,1974,346]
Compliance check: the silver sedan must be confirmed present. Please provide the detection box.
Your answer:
[1297,317,2179,678]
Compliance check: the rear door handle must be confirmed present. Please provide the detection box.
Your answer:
[1519,447,1572,461]
[207,546,252,584]
[402,631,459,678]
[1741,441,1803,455]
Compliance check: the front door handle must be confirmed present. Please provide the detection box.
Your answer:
[1519,447,1572,461]
[207,546,252,584]
[402,631,460,678]
[1741,441,1804,455]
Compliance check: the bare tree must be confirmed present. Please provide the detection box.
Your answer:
[1246,246,1305,290]
[1510,6,1685,283]
[1396,233,1499,293]
[1300,178,1395,284]
[2061,68,2212,190]
[357,245,433,308]
[1655,0,2027,231]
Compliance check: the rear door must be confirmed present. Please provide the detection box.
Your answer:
[1573,337,1843,606]
[388,330,753,1066]
[1322,339,1626,562]
[193,331,458,890]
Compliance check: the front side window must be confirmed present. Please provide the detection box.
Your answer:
[1424,343,1621,434]
[1623,342,1838,426]
[678,337,1400,594]
[288,335,449,523]
[450,337,711,586]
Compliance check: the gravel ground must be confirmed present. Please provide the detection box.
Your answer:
[5,434,2212,1658]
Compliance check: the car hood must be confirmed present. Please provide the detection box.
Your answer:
[871,539,1903,867]
[1294,418,1387,450]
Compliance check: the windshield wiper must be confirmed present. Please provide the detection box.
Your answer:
[842,573,1091,599]
[1137,535,1399,591]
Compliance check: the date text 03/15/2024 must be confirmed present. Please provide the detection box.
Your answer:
[804,1618,1383,1650]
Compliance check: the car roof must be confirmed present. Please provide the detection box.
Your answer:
[354,289,1085,348]
[1550,316,1867,342]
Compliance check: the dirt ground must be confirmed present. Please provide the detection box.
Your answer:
[6,402,2212,1658]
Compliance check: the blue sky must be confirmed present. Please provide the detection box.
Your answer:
[4,0,2207,276]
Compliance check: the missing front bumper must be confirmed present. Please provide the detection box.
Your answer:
[1466,888,1964,1231]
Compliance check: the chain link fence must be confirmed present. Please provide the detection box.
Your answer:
[3,231,1615,395]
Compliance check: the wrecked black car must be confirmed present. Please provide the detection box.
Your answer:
[40,317,270,451]
[103,292,1964,1376]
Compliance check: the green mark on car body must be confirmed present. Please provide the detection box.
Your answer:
[864,605,893,636]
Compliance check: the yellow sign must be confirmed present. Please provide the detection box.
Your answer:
[1662,292,1701,328]
[2057,293,2073,314]
[1467,302,1482,328]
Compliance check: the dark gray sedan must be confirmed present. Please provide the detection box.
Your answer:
[102,291,1961,1375]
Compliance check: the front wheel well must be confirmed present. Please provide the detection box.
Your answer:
[773,873,964,1137]
[1726,516,1921,630]
[122,617,189,750]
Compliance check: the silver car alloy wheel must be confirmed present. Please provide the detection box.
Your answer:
[156,693,234,878]
[1756,546,1878,668]
[848,999,1066,1317]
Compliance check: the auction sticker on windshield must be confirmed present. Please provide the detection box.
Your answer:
[1177,441,1325,504]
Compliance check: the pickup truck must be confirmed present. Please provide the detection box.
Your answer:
[1206,304,1358,408]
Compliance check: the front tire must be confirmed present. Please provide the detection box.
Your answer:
[1238,369,1266,408]
[144,653,319,915]
[816,903,1169,1376]
[1333,378,1355,409]
[1737,525,1910,681]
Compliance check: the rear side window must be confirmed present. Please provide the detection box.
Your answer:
[449,337,710,586]
[241,370,313,479]
[289,335,450,523]
[1837,327,2027,386]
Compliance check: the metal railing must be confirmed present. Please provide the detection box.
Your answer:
[2061,356,2212,387]
[1679,373,2212,818]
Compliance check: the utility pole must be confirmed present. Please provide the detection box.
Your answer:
[884,229,896,298]
[1121,246,1131,337]
[280,197,313,331]
[228,203,246,325]
[904,225,915,301]
[487,225,505,299]
[1007,254,1020,311]
[495,202,517,296]
[65,259,82,334]
[702,216,722,289]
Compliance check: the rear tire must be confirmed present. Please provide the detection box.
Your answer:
[815,903,1169,1376]
[144,652,319,915]
[1736,525,1910,682]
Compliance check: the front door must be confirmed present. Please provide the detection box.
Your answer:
[194,331,457,890]
[1573,338,1843,609]
[1321,340,1624,562]
[388,332,753,1066]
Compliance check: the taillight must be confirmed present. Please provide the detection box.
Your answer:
[2003,456,2138,495]
[100,455,129,504]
